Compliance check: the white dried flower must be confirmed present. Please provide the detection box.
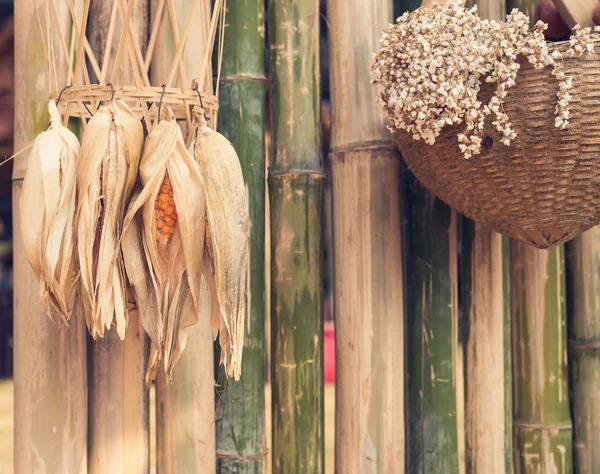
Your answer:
[371,0,599,157]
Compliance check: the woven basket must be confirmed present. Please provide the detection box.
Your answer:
[393,40,600,249]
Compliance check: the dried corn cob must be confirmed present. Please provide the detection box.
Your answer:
[188,106,250,381]
[122,104,205,383]
[77,98,143,339]
[21,99,79,324]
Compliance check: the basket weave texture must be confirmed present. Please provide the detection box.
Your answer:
[393,40,600,249]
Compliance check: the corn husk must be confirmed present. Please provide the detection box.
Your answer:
[122,105,205,384]
[188,106,249,381]
[77,98,143,339]
[121,187,161,347]
[21,100,79,324]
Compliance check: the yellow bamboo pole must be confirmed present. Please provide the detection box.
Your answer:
[13,1,87,472]
[328,0,405,472]
[151,1,216,472]
[462,2,512,473]
[85,3,150,473]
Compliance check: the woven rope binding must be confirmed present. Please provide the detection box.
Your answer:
[393,40,600,249]
[52,85,219,126]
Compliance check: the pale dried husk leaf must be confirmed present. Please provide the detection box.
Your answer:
[21,100,79,324]
[122,105,205,383]
[189,106,249,381]
[77,98,143,339]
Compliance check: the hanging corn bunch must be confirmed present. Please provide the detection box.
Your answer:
[188,105,249,381]
[122,104,206,384]
[77,98,143,340]
[21,99,79,324]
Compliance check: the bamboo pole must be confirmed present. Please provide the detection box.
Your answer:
[85,3,150,473]
[151,1,216,473]
[565,229,600,473]
[327,0,404,472]
[215,0,267,471]
[13,2,87,473]
[502,237,513,472]
[505,1,572,472]
[403,174,464,474]
[461,221,512,474]
[393,0,464,472]
[511,243,572,473]
[268,0,324,471]
[459,2,512,473]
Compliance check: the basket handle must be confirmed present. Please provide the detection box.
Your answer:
[552,0,596,28]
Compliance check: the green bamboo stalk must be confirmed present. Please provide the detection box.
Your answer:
[505,0,572,470]
[13,2,87,473]
[215,0,267,471]
[268,0,324,471]
[327,0,405,472]
[403,173,464,474]
[566,229,600,472]
[86,3,150,473]
[151,1,216,473]
[511,242,572,473]
[394,1,464,472]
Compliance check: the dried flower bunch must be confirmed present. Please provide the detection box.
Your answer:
[371,1,600,158]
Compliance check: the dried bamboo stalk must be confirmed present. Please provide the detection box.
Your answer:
[151,1,216,472]
[85,4,150,472]
[461,2,512,473]
[462,222,512,474]
[328,0,404,472]
[13,1,87,472]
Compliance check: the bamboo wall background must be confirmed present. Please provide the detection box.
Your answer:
[10,0,600,473]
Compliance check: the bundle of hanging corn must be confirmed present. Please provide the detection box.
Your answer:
[121,104,249,384]
[121,104,206,384]
[21,99,79,324]
[21,93,249,383]
[77,98,143,339]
